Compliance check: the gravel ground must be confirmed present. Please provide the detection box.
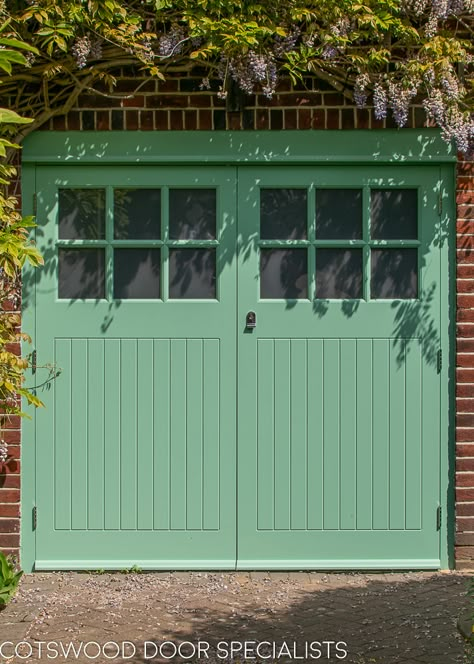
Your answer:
[0,570,472,664]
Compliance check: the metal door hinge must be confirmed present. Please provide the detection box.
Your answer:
[437,349,442,374]
[436,505,442,531]
[33,193,37,215]
[31,349,37,375]
[32,506,37,531]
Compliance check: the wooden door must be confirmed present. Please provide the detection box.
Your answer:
[34,165,237,569]
[237,165,443,569]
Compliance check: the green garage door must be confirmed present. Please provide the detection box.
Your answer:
[31,162,444,569]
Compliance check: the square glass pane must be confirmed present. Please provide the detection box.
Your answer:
[169,189,216,240]
[371,249,418,299]
[316,189,362,240]
[260,249,307,299]
[260,189,307,240]
[316,249,363,299]
[114,249,160,299]
[58,189,105,240]
[114,189,161,240]
[371,189,418,240]
[169,249,216,299]
[58,249,105,299]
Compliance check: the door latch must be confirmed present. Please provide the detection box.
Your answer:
[246,311,257,329]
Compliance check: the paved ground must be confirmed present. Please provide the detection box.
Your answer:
[0,571,473,664]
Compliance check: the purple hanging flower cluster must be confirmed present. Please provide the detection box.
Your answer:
[0,442,7,463]
[373,83,388,120]
[158,25,186,57]
[71,36,91,69]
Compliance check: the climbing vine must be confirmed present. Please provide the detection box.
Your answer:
[0,0,472,153]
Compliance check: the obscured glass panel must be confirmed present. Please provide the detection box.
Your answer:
[316,249,363,299]
[58,189,105,240]
[58,249,105,299]
[260,189,307,240]
[371,249,418,299]
[114,249,160,299]
[371,189,418,240]
[169,249,216,299]
[260,249,307,299]
[114,189,161,240]
[169,189,216,240]
[316,189,362,240]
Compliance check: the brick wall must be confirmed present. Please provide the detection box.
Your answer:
[456,158,474,569]
[3,73,473,568]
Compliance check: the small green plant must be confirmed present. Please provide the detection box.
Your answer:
[0,551,23,606]
[120,564,142,574]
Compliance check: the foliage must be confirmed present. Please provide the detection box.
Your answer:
[0,0,472,153]
[0,550,22,606]
[0,26,43,465]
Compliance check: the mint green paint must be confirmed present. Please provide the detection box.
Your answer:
[237,165,445,568]
[22,130,456,165]
[21,132,454,570]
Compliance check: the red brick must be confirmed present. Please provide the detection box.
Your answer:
[184,110,197,130]
[52,115,66,130]
[228,113,241,130]
[457,398,474,412]
[457,310,474,322]
[457,280,474,293]
[140,111,154,130]
[312,109,325,129]
[298,109,312,129]
[146,95,188,108]
[456,471,474,486]
[356,109,370,129]
[256,110,269,130]
[457,176,474,191]
[0,519,19,533]
[0,535,19,550]
[457,191,474,205]
[0,489,19,503]
[77,94,120,109]
[0,504,19,518]
[457,458,474,471]
[285,109,297,129]
[458,265,474,280]
[458,340,474,353]
[1,417,20,429]
[457,443,474,457]
[457,323,474,337]
[456,533,474,545]
[95,111,109,130]
[457,236,474,250]
[198,110,212,130]
[457,488,474,501]
[190,94,213,108]
[457,249,474,264]
[455,559,474,570]
[457,353,474,367]
[155,110,168,130]
[0,475,20,489]
[456,502,474,516]
[326,109,340,129]
[170,110,183,130]
[455,545,474,558]
[456,517,474,530]
[157,79,179,93]
[457,368,474,381]
[458,162,474,175]
[121,95,145,108]
[125,111,139,130]
[457,428,474,442]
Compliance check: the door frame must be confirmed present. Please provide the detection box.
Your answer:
[21,130,456,571]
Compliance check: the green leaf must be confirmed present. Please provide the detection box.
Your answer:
[0,108,33,125]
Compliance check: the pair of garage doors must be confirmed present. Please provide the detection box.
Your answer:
[30,159,446,570]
